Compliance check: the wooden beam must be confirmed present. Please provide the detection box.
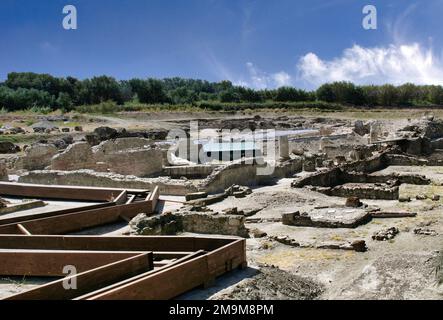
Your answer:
[0,182,148,202]
[86,253,210,300]
[76,250,206,300]
[17,224,31,235]
[0,250,144,276]
[0,235,234,252]
[113,190,127,205]
[5,252,153,300]
[81,240,247,300]
[148,186,160,213]
[0,203,115,226]
[126,195,136,204]
[0,200,46,216]
[0,200,153,235]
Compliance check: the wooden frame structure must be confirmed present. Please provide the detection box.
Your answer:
[0,182,247,300]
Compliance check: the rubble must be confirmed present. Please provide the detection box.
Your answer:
[130,206,249,237]
[372,227,399,241]
[413,228,438,236]
[31,121,58,133]
[0,141,20,154]
[249,228,267,238]
[211,266,323,300]
[0,197,10,208]
[345,196,363,208]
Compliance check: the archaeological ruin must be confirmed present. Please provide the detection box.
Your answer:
[1,113,443,300]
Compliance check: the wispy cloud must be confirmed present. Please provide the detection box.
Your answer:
[386,3,419,44]
[297,43,443,87]
[244,62,292,89]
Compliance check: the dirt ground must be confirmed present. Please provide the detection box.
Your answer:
[202,174,443,300]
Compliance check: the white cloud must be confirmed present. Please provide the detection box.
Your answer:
[297,43,443,87]
[244,62,292,89]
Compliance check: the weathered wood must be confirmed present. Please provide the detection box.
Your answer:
[0,203,114,226]
[6,252,153,300]
[0,182,149,202]
[126,195,136,204]
[0,235,225,252]
[0,201,152,235]
[206,239,246,278]
[148,186,160,213]
[113,190,128,205]
[0,250,143,276]
[0,234,247,300]
[88,254,209,300]
[82,240,247,300]
[0,200,46,216]
[77,250,207,300]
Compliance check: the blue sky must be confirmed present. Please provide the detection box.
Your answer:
[1,0,443,89]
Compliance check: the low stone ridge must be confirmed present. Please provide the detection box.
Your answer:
[18,169,198,195]
[282,207,372,228]
[326,183,400,200]
[413,228,438,236]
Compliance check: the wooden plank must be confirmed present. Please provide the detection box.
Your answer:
[77,250,206,300]
[87,253,209,300]
[148,186,160,213]
[0,200,46,216]
[0,182,149,202]
[5,252,153,300]
[126,195,136,204]
[113,190,127,205]
[17,224,31,235]
[0,235,213,252]
[206,239,247,278]
[0,203,114,226]
[0,250,144,276]
[0,200,152,235]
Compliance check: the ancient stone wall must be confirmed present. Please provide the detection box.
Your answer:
[18,169,197,195]
[49,138,163,177]
[163,165,215,179]
[130,209,249,237]
[51,142,96,171]
[199,157,302,194]
[326,183,399,200]
[15,144,58,171]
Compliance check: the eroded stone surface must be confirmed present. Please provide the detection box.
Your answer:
[282,207,372,228]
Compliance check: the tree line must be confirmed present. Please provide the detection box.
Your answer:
[1,72,443,111]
